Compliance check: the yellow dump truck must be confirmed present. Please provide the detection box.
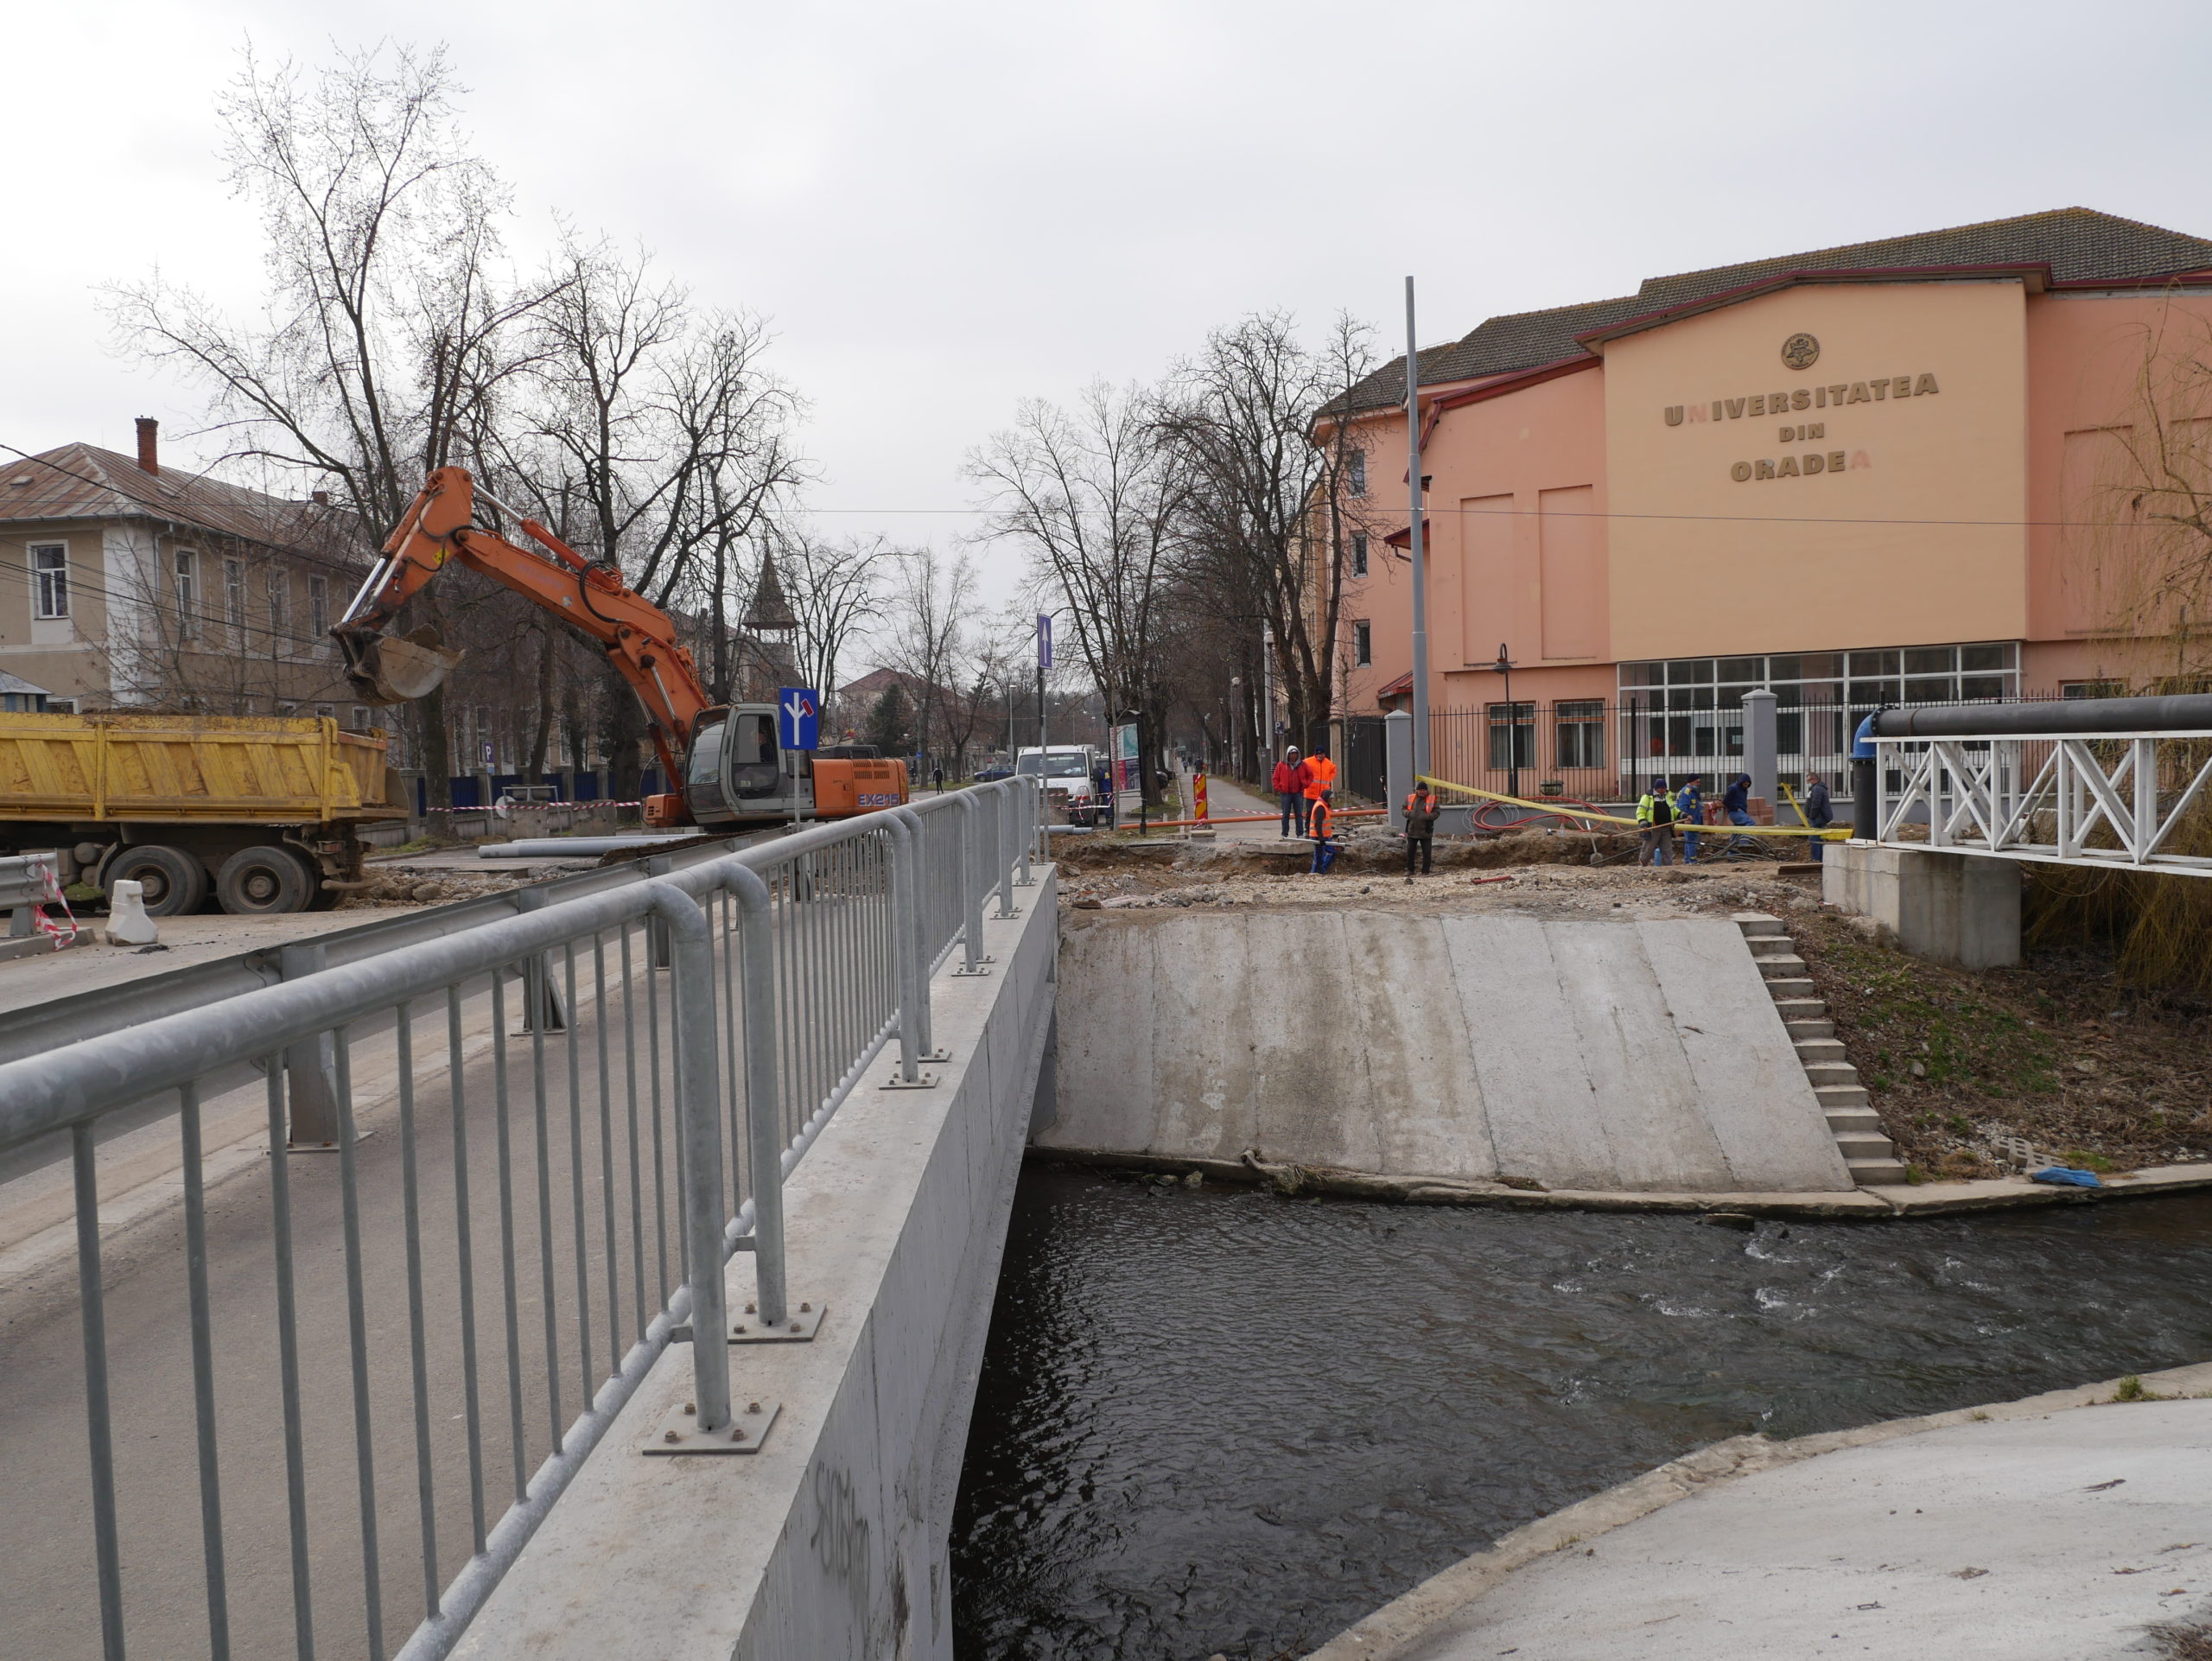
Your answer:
[0,712,407,915]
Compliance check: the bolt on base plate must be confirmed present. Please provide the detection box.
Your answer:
[880,1068,939,1090]
[730,1299,825,1342]
[642,1397,781,1455]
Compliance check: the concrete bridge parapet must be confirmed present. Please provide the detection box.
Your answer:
[451,867,1059,1661]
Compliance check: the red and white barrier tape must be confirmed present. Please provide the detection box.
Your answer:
[422,799,648,813]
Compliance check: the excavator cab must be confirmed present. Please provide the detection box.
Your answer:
[683,707,790,829]
[681,705,910,830]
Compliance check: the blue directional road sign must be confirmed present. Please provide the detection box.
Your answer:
[1037,613,1052,669]
[778,686,821,752]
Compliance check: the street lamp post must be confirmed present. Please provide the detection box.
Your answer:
[1491,644,1519,802]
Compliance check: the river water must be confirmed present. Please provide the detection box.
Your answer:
[950,1168,2212,1660]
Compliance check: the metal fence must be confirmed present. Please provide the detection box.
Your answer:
[0,779,1039,1661]
[1420,700,2033,803]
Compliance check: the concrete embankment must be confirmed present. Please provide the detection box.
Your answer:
[1042,909,1853,1194]
[1311,1363,2212,1661]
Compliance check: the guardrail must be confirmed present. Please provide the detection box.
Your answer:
[0,778,1039,1661]
[0,827,789,1071]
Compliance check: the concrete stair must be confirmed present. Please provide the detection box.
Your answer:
[1733,913,1910,1187]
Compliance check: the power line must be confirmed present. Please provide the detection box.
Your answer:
[810,501,2193,531]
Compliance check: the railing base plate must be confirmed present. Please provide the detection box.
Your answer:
[880,1068,939,1090]
[732,1300,825,1342]
[643,1397,781,1455]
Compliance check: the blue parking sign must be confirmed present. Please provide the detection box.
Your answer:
[778,687,820,752]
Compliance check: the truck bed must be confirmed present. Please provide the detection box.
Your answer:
[0,712,402,824]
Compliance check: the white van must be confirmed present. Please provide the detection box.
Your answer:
[1017,746,1106,825]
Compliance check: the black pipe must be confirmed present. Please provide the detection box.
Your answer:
[1851,756,1878,838]
[1874,694,2212,739]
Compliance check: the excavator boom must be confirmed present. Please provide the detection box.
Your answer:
[335,468,712,792]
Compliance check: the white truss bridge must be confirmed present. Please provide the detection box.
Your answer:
[1874,729,2212,876]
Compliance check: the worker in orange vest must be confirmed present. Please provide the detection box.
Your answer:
[1308,793,1338,875]
[1403,782,1440,879]
[1304,748,1338,805]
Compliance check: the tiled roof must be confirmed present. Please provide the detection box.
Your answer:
[0,442,352,557]
[1333,208,2212,417]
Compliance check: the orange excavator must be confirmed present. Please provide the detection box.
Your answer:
[334,467,907,830]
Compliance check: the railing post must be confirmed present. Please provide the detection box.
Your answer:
[953,792,992,977]
[1014,776,1035,886]
[276,942,345,1148]
[511,888,569,1030]
[880,813,937,1085]
[641,884,732,1448]
[995,782,1020,919]
[731,869,791,1327]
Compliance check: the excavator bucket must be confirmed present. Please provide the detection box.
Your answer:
[340,625,467,705]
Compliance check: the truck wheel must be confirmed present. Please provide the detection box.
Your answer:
[215,845,315,915]
[107,845,209,917]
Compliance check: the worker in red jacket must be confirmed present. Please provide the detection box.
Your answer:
[1273,746,1310,838]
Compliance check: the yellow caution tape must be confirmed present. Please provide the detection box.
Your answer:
[1415,774,1849,839]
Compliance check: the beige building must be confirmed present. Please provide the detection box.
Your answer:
[0,420,373,722]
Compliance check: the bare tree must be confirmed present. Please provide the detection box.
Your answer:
[880,546,976,768]
[968,382,1180,801]
[1154,309,1377,761]
[497,238,807,795]
[105,42,557,804]
[772,531,889,721]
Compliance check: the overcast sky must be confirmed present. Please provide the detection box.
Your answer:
[10,0,2212,665]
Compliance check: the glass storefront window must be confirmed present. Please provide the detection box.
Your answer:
[1717,657,1763,683]
[1849,649,1902,677]
[1961,643,2009,672]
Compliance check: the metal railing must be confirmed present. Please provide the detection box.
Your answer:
[1874,729,2212,875]
[0,778,1039,1661]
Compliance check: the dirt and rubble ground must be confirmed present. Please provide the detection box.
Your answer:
[1053,825,2212,1181]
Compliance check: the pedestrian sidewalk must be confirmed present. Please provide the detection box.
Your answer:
[1193,771,1305,842]
[1312,1364,2212,1661]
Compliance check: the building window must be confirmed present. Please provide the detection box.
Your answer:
[29,544,67,619]
[175,550,199,640]
[28,546,69,623]
[1486,701,1535,770]
[314,703,334,721]
[224,558,245,640]
[1351,533,1369,577]
[1347,449,1367,497]
[351,705,372,730]
[46,697,75,715]
[268,575,291,651]
[1354,620,1372,666]
[308,575,330,647]
[1556,700,1605,768]
[2063,679,2126,700]
[276,702,298,717]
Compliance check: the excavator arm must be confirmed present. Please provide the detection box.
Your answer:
[335,468,713,792]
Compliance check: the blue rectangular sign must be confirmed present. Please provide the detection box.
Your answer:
[777,686,820,752]
[1037,613,1052,669]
